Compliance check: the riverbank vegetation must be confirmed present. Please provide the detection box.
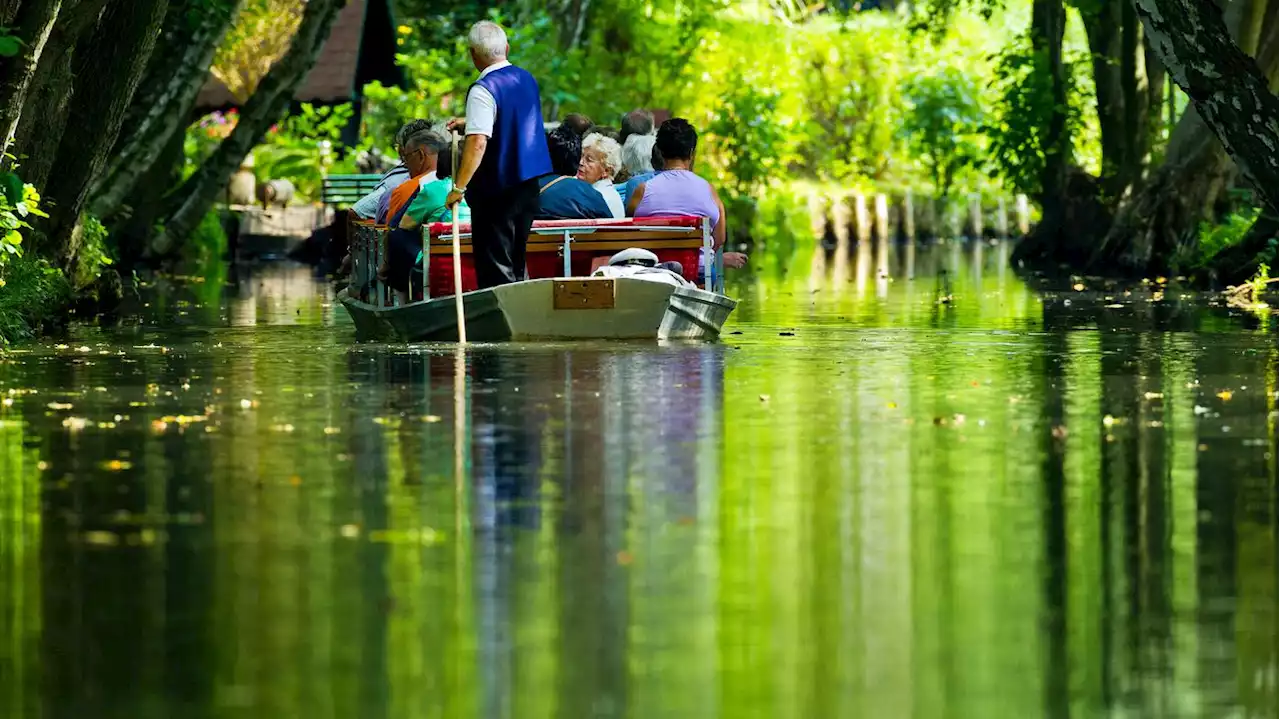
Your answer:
[0,0,1275,342]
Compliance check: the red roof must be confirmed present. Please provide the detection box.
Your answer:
[195,0,369,109]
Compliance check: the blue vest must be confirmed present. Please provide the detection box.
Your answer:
[470,65,552,197]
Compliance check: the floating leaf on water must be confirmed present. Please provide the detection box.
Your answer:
[1102,415,1117,427]
[239,399,253,409]
[1143,392,1164,400]
[616,550,634,566]
[1072,283,1085,291]
[83,531,119,546]
[339,524,361,539]
[1216,390,1233,401]
[271,424,295,433]
[421,415,442,423]
[62,417,89,431]
[886,402,897,409]
[323,426,341,435]
[759,394,770,402]
[1104,303,1124,309]
[99,460,132,471]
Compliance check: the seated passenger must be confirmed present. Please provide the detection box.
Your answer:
[587,125,621,143]
[561,113,593,137]
[377,128,445,224]
[618,109,655,146]
[401,142,471,229]
[616,135,657,204]
[536,126,613,220]
[351,119,430,220]
[577,132,625,219]
[627,118,748,278]
[627,118,726,247]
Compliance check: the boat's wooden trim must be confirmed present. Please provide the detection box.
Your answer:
[427,238,705,255]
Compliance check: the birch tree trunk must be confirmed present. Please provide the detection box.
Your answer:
[88,0,244,221]
[38,0,168,265]
[151,0,344,255]
[1133,0,1279,211]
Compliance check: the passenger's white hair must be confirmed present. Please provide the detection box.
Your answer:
[468,21,508,60]
[620,134,656,178]
[583,132,623,179]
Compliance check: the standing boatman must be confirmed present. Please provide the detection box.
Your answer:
[446,21,552,288]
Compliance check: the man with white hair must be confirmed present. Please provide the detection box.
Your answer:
[446,20,553,288]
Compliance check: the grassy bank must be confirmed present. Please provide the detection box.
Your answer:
[0,256,72,345]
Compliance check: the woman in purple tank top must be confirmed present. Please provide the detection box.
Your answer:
[626,119,727,250]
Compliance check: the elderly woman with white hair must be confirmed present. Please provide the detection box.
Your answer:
[576,132,626,218]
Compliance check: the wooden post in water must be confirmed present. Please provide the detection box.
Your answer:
[968,193,983,240]
[853,193,871,245]
[831,193,851,287]
[996,196,1009,239]
[1015,194,1030,236]
[874,193,889,279]
[807,192,827,240]
[853,193,870,295]
[902,191,916,243]
[808,193,828,293]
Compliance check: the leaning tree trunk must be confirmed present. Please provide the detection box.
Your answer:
[0,0,64,161]
[38,0,169,267]
[151,0,345,256]
[1096,0,1276,274]
[8,0,113,190]
[88,0,244,221]
[1134,0,1279,211]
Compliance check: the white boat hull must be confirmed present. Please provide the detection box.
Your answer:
[338,277,736,342]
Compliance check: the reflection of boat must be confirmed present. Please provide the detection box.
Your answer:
[338,216,737,342]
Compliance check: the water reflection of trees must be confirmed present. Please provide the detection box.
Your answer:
[0,254,1273,717]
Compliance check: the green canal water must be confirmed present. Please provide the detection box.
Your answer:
[1,235,1276,718]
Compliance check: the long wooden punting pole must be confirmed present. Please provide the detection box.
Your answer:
[451,132,468,344]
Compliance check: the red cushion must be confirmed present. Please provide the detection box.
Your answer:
[426,214,705,238]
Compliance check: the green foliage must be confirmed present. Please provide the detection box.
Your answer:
[705,69,787,206]
[1193,207,1261,268]
[184,109,238,180]
[900,67,986,199]
[0,255,71,345]
[0,166,48,271]
[253,103,352,200]
[1249,263,1271,295]
[795,18,905,182]
[0,26,22,57]
[983,36,1089,196]
[74,215,113,291]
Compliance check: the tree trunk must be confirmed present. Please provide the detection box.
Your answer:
[1083,0,1165,202]
[88,0,243,221]
[0,0,64,161]
[8,0,112,190]
[1134,0,1279,212]
[1033,0,1068,218]
[11,45,74,191]
[37,0,168,266]
[151,0,344,256]
[1096,0,1276,273]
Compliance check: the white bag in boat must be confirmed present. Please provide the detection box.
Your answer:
[589,247,692,287]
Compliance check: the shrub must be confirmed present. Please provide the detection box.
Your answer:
[900,67,986,199]
[0,255,72,345]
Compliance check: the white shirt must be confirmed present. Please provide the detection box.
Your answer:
[464,60,512,137]
[592,179,625,219]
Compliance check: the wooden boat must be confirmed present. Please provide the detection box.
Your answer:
[338,215,737,342]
